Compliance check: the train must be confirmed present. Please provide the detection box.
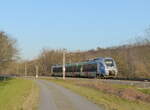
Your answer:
[51,57,118,78]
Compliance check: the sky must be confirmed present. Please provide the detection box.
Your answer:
[0,0,150,60]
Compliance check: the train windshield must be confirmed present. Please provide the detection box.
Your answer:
[104,59,114,67]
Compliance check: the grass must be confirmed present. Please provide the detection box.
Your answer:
[109,81,150,95]
[0,78,39,110]
[44,78,150,110]
[138,88,150,95]
[109,82,150,96]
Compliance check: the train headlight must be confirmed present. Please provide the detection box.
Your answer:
[105,70,109,75]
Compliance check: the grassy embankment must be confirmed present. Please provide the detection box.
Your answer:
[44,78,150,110]
[0,78,39,110]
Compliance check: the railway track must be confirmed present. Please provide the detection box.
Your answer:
[50,75,150,82]
[100,77,150,82]
[48,76,150,88]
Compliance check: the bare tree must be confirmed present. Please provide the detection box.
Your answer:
[0,32,18,74]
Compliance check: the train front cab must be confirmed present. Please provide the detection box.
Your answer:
[97,58,118,78]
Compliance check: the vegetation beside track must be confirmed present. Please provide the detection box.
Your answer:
[8,28,150,79]
[0,78,39,110]
[138,88,150,95]
[44,78,150,110]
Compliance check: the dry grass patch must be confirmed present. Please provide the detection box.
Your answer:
[22,80,39,110]
[75,81,150,102]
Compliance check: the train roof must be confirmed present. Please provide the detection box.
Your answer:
[52,57,114,68]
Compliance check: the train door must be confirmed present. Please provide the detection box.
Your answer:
[99,62,105,77]
[96,63,100,77]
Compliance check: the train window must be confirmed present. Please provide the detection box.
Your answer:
[83,64,97,72]
[53,64,97,73]
[105,59,114,67]
[53,67,62,72]
[66,66,74,72]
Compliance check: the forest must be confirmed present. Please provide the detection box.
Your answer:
[0,29,150,78]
